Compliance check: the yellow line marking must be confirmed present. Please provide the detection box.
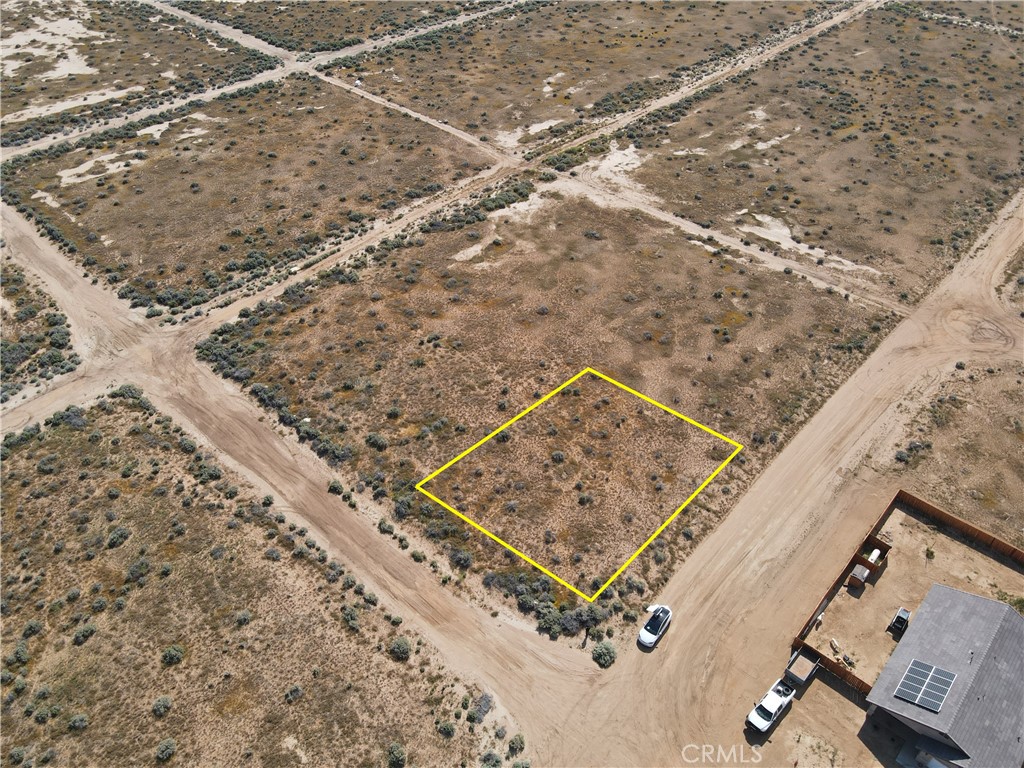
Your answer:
[415,367,743,602]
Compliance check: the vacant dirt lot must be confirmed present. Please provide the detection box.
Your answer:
[0,0,277,143]
[326,1,823,149]
[0,392,515,767]
[886,360,1024,548]
[422,369,736,597]
[197,190,893,629]
[804,504,1024,686]
[0,256,79,405]
[622,6,1022,302]
[178,0,487,51]
[2,73,492,310]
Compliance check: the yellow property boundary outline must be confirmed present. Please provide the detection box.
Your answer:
[415,367,743,602]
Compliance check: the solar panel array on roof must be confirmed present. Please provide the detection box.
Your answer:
[894,659,957,713]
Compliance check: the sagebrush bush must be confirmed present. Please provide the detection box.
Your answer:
[161,645,184,666]
[152,696,172,718]
[592,641,617,668]
[389,636,411,662]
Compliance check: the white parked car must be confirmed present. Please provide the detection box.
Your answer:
[637,605,672,647]
[745,679,796,732]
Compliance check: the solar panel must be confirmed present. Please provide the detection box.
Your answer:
[894,659,956,713]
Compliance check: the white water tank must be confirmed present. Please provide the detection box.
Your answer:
[868,548,881,564]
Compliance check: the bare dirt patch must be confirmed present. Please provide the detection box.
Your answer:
[2,73,492,311]
[177,0,489,51]
[622,5,1022,302]
[0,392,511,767]
[325,1,823,147]
[0,0,277,144]
[0,256,79,404]
[197,190,894,633]
[421,370,735,597]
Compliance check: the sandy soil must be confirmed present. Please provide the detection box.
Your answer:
[3,175,1018,765]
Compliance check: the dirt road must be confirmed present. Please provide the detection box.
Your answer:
[4,168,1019,763]
[3,0,1020,762]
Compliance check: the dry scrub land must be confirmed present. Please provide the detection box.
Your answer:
[198,190,893,630]
[620,6,1022,301]
[0,391,516,767]
[324,1,823,149]
[910,0,1024,31]
[422,371,736,596]
[176,0,491,52]
[2,74,491,311]
[888,359,1024,549]
[0,0,278,146]
[0,257,79,405]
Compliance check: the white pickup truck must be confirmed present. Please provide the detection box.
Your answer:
[745,679,796,732]
[745,648,819,732]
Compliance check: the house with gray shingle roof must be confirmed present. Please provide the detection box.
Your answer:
[867,584,1024,768]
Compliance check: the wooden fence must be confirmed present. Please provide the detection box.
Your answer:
[894,489,1024,565]
[793,489,1023,694]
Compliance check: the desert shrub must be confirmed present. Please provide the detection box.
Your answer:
[437,721,456,738]
[387,743,407,768]
[389,636,411,662]
[284,684,303,703]
[449,548,472,570]
[72,624,97,646]
[481,752,502,768]
[68,714,89,731]
[236,610,252,626]
[592,641,617,668]
[105,528,131,548]
[152,696,172,718]
[156,739,177,762]
[508,733,525,756]
[161,645,184,666]
[21,620,42,639]
[328,479,344,495]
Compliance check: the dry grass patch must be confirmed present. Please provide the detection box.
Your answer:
[0,391,494,767]
[177,0,491,52]
[198,192,893,625]
[0,256,79,404]
[1,0,277,145]
[622,6,1022,302]
[2,73,492,311]
[421,370,735,595]
[325,1,822,149]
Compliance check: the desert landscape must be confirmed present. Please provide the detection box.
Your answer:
[2,1,1021,767]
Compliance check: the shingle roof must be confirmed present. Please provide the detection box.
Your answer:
[867,584,1024,768]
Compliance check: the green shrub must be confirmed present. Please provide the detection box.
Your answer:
[161,645,184,666]
[591,641,617,668]
[284,684,303,704]
[152,696,172,718]
[68,714,89,731]
[107,527,132,550]
[437,721,455,738]
[328,479,344,495]
[508,733,525,756]
[389,636,411,662]
[73,624,97,646]
[155,738,177,762]
[386,742,407,768]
